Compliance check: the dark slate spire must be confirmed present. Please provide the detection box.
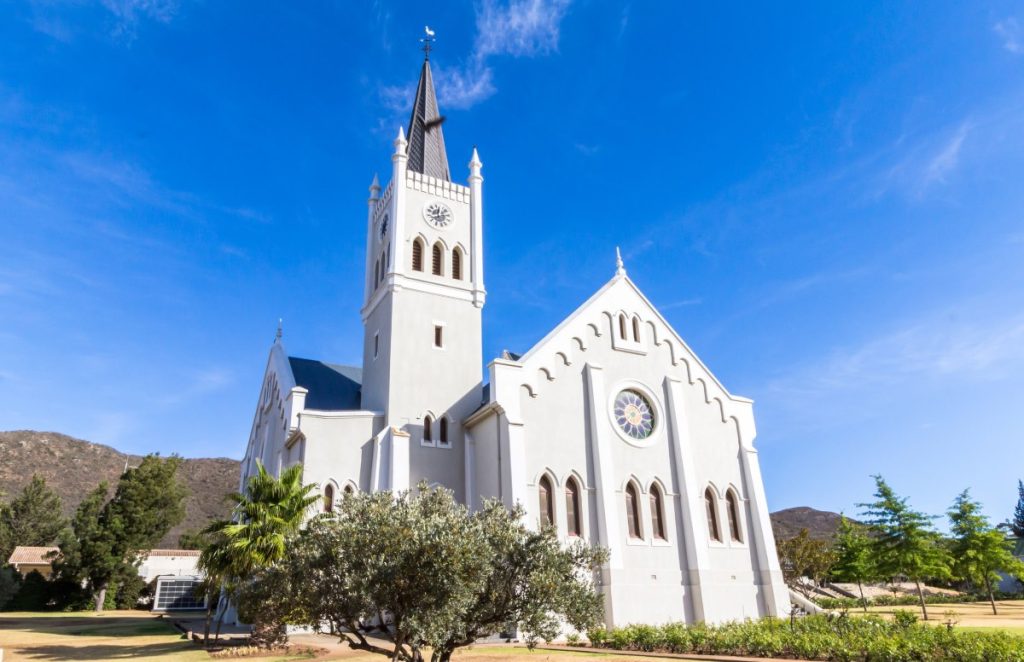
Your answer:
[405,56,451,181]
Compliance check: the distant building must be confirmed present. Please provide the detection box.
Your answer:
[6,546,200,582]
[240,50,791,626]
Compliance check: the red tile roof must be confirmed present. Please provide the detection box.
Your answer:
[7,546,59,565]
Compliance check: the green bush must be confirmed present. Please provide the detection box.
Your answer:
[8,570,48,610]
[583,614,1024,661]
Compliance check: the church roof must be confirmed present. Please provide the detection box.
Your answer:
[405,57,451,181]
[287,357,362,411]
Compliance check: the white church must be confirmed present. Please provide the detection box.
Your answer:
[240,51,792,626]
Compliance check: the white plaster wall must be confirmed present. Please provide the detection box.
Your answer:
[139,554,200,582]
[298,412,384,496]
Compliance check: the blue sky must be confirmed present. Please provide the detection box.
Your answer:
[2,1,1023,526]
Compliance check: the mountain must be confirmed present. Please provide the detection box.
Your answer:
[0,430,240,548]
[770,506,849,540]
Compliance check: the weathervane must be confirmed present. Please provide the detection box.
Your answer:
[420,26,436,59]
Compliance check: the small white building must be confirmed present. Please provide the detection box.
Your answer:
[6,546,200,583]
[240,52,791,626]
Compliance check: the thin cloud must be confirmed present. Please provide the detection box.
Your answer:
[101,0,178,40]
[380,0,571,112]
[994,18,1022,54]
[921,122,970,186]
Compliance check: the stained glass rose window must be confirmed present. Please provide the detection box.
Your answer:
[613,390,655,440]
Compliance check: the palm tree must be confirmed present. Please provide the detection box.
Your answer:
[199,460,320,647]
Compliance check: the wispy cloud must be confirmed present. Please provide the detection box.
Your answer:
[156,367,234,407]
[921,122,970,186]
[766,310,1024,402]
[28,0,179,43]
[994,18,1022,54]
[380,0,572,113]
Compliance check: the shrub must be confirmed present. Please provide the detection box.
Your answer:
[585,627,606,646]
[891,609,918,628]
[8,570,49,610]
[564,632,581,646]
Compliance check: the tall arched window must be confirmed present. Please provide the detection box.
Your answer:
[343,484,355,496]
[632,316,641,342]
[618,314,627,340]
[451,247,462,280]
[726,490,743,542]
[625,482,643,539]
[439,417,449,445]
[374,258,381,286]
[432,242,443,276]
[565,477,582,537]
[323,484,334,513]
[650,483,666,540]
[705,488,721,542]
[423,415,433,443]
[412,239,424,271]
[385,242,390,267]
[538,475,554,527]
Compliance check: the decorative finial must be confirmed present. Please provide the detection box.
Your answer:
[275,318,283,341]
[420,26,436,60]
[615,246,626,276]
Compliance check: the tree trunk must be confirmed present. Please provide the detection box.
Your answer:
[203,600,213,647]
[914,579,928,620]
[858,580,867,613]
[985,577,997,616]
[93,585,107,612]
[214,597,226,643]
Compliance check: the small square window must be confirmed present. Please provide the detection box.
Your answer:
[434,325,443,348]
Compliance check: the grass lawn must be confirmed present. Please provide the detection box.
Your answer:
[0,611,316,661]
[860,599,1024,634]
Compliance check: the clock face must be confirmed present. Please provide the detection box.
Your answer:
[423,202,453,229]
[613,390,655,440]
[379,213,389,240]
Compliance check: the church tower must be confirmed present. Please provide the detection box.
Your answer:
[360,48,485,496]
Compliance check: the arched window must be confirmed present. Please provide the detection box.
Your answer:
[618,314,627,340]
[538,475,554,527]
[451,247,462,280]
[343,484,355,496]
[323,484,334,513]
[650,483,666,540]
[412,238,424,271]
[385,242,390,267]
[432,242,443,276]
[625,482,643,539]
[374,258,381,286]
[439,417,449,445]
[565,477,582,537]
[726,490,743,542]
[705,488,721,542]
[423,415,433,443]
[632,317,641,342]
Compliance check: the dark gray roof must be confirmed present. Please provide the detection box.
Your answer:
[288,357,362,411]
[406,57,451,181]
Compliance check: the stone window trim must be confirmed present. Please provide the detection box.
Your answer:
[605,379,664,448]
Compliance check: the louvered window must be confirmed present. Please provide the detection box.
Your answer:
[726,490,743,542]
[412,239,424,271]
[650,484,666,539]
[539,475,554,527]
[432,243,443,275]
[705,488,721,542]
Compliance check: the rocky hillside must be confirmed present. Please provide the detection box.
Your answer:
[770,506,850,540]
[0,430,240,548]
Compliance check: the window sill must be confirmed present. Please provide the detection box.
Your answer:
[625,537,648,546]
[651,538,672,547]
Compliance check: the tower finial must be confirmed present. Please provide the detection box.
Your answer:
[276,318,283,341]
[420,26,436,60]
[615,246,626,276]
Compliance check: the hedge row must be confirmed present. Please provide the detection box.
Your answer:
[582,614,1024,662]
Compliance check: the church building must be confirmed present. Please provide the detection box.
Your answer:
[240,51,792,626]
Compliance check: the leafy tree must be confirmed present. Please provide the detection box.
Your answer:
[830,515,877,611]
[0,475,67,562]
[858,475,950,620]
[0,565,22,609]
[1009,480,1024,539]
[55,455,188,611]
[948,489,1024,615]
[776,528,836,599]
[199,460,319,647]
[266,484,606,662]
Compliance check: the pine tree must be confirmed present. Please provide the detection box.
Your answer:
[1010,480,1024,539]
[830,515,877,611]
[0,475,67,562]
[948,489,1024,615]
[858,475,950,620]
[56,455,188,611]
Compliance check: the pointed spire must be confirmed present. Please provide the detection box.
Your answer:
[275,318,283,342]
[405,55,451,181]
[615,247,626,276]
[469,146,482,168]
